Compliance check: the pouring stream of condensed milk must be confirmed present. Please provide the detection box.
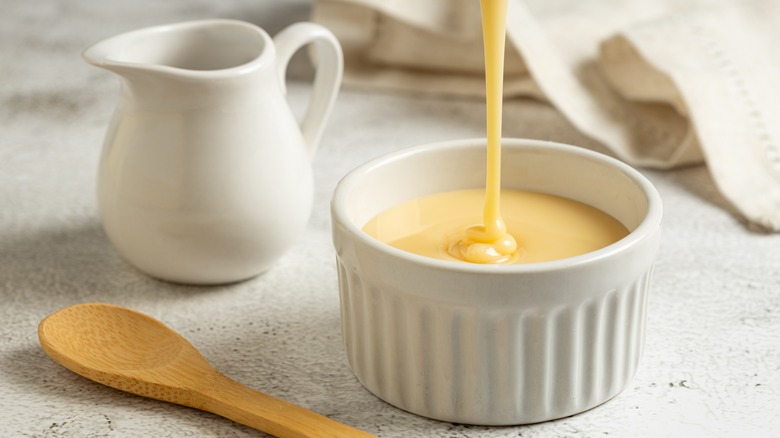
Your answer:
[362,0,629,264]
[447,0,517,264]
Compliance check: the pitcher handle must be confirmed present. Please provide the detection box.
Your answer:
[274,23,343,160]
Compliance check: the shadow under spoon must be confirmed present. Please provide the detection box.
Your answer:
[38,302,375,438]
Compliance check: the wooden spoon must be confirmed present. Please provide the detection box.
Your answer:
[38,302,375,438]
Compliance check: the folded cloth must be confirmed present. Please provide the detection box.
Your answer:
[312,0,780,231]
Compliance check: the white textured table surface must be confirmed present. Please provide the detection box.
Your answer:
[2,1,779,437]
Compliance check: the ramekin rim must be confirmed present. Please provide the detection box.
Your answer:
[331,138,663,275]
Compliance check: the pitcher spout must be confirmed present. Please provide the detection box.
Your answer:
[82,31,140,76]
[82,32,174,102]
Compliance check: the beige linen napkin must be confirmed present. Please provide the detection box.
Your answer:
[312,0,780,231]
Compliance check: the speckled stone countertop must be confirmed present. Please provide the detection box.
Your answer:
[1,1,779,437]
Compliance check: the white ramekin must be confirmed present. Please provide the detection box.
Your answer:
[331,138,662,425]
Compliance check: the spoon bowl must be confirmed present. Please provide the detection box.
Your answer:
[39,303,374,437]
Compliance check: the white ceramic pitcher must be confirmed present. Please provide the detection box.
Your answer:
[84,19,343,284]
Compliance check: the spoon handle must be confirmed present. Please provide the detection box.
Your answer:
[200,373,376,438]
